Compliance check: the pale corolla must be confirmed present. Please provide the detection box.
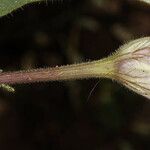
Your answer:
[113,37,150,99]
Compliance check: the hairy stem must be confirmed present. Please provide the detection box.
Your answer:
[0,58,115,85]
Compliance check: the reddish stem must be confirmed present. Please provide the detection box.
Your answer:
[0,59,114,85]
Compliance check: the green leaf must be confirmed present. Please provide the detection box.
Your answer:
[0,0,41,17]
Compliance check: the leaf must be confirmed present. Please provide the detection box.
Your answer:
[0,0,41,17]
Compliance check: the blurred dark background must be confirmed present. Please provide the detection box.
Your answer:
[0,0,150,149]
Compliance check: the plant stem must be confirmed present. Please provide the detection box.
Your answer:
[0,58,115,85]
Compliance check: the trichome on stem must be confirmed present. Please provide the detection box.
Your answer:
[0,37,150,100]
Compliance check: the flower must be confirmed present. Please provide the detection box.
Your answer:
[139,0,150,5]
[113,37,150,99]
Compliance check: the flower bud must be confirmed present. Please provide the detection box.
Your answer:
[113,37,150,99]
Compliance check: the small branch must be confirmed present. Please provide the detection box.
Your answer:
[0,58,114,85]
